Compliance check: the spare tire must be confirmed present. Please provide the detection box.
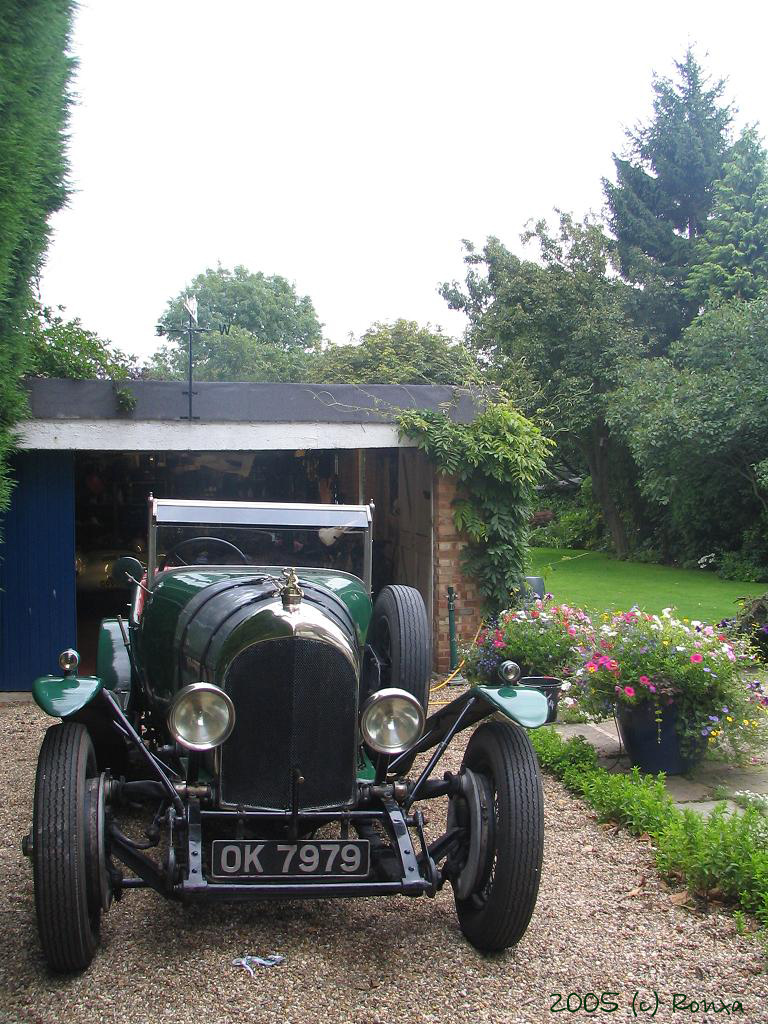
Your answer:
[370,585,431,711]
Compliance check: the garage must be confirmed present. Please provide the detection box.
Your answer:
[0,379,478,688]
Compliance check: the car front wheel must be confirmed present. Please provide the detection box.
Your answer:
[32,722,107,971]
[451,720,544,952]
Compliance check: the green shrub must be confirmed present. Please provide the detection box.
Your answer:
[529,728,768,928]
[530,478,605,550]
[725,592,768,663]
[717,551,768,583]
[575,767,675,836]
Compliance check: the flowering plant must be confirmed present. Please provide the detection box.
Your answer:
[464,599,768,763]
[463,598,591,704]
[574,608,768,762]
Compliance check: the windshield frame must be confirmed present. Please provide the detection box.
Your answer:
[147,496,373,592]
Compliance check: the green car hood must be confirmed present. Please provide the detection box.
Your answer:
[138,566,371,701]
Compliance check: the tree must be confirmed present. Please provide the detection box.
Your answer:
[442,213,645,557]
[23,302,136,379]
[145,326,318,382]
[151,265,323,381]
[314,319,480,385]
[685,127,768,306]
[611,298,768,569]
[157,264,321,344]
[0,0,74,512]
[604,49,733,345]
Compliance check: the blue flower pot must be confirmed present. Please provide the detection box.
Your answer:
[616,702,700,775]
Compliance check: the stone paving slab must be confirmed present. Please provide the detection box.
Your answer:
[554,719,768,813]
[678,799,741,816]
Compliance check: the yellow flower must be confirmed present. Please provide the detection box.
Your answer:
[683,618,689,623]
[726,716,734,723]
[743,719,750,726]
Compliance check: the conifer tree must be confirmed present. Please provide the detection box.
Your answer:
[604,49,732,346]
[0,1,74,512]
[685,127,768,305]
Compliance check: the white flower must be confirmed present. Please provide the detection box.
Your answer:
[661,607,672,618]
[676,646,686,652]
[560,681,572,691]
[563,697,576,707]
[575,669,584,677]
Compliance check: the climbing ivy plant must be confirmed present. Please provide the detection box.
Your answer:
[397,401,554,611]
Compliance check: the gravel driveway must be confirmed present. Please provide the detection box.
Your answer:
[1,704,766,1024]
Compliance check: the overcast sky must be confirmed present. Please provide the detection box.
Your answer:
[39,0,768,360]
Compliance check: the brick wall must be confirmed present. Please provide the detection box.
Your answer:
[431,472,484,673]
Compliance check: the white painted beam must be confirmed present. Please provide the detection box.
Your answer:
[17,419,414,452]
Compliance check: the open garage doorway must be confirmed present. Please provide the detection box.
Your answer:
[73,448,434,672]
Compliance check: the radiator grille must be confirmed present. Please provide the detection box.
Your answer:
[220,637,358,810]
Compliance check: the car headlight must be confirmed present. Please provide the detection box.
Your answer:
[360,688,424,756]
[168,682,236,751]
[498,660,521,684]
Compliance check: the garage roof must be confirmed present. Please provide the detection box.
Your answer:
[20,379,479,452]
[25,379,476,422]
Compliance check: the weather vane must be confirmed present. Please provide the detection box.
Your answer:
[157,295,222,421]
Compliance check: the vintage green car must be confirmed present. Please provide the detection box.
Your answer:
[25,497,557,972]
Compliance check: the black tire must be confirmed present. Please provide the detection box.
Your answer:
[453,721,544,952]
[33,723,101,972]
[371,585,431,710]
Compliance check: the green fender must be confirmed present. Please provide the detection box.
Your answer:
[33,675,103,719]
[473,684,549,729]
[97,618,133,693]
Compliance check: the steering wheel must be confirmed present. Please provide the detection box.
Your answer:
[160,536,249,569]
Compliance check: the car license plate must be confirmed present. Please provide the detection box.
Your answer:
[211,839,370,879]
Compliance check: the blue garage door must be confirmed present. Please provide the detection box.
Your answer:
[0,452,76,691]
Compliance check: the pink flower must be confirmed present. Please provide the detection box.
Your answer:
[493,638,505,649]
[639,675,650,685]
[597,655,611,667]
[567,626,577,636]
[531,609,539,619]
[586,662,598,673]
[648,684,657,693]
[624,686,636,697]
[690,653,703,664]
[608,659,619,672]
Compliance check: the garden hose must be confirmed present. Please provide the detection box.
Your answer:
[429,625,484,697]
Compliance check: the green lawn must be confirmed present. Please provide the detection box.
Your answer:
[527,547,763,624]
